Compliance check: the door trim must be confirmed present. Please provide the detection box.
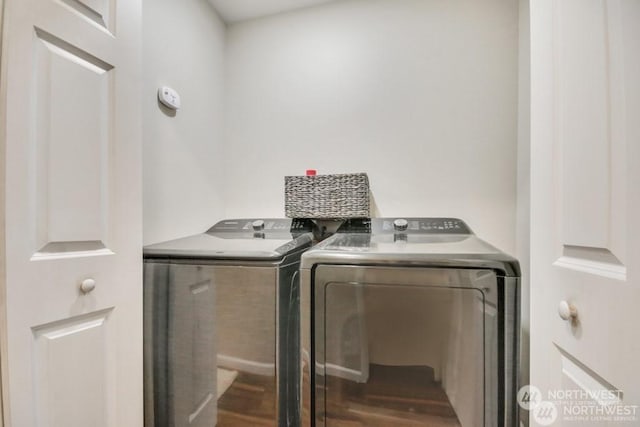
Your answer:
[0,0,8,424]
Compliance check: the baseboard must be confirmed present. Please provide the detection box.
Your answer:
[325,363,369,383]
[217,354,275,377]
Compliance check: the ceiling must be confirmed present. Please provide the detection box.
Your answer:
[208,0,340,23]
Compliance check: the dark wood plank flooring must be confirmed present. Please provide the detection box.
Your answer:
[217,371,276,426]
[324,364,462,427]
[216,364,461,426]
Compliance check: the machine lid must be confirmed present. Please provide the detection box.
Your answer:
[143,218,313,260]
[302,218,520,277]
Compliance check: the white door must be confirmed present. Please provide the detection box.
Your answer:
[0,0,142,425]
[530,0,640,425]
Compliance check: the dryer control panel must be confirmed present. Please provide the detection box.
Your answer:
[337,218,472,235]
[381,218,471,234]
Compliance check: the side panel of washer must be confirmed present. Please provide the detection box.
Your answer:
[144,262,219,427]
[277,260,302,426]
[144,262,279,426]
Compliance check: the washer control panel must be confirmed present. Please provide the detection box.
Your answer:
[208,218,313,233]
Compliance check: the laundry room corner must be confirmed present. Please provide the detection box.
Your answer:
[142,0,227,245]
[222,0,520,255]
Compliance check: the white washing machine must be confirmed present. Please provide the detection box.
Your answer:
[144,218,313,427]
[300,218,521,427]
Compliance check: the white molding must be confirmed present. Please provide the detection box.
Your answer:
[557,345,622,406]
[554,256,626,281]
[0,0,8,423]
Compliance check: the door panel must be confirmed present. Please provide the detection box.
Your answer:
[32,27,113,254]
[530,0,640,424]
[57,0,112,31]
[1,0,141,425]
[554,0,627,277]
[33,309,114,427]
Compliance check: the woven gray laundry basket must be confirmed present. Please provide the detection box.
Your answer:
[284,173,370,218]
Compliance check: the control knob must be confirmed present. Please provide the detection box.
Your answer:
[252,220,265,231]
[393,218,409,231]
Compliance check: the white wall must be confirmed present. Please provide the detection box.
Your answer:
[224,0,519,253]
[142,0,226,245]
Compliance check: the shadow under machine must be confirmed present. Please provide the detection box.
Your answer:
[143,218,313,427]
[300,218,521,427]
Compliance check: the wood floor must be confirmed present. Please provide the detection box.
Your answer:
[216,364,461,426]
[323,364,462,427]
[217,371,277,426]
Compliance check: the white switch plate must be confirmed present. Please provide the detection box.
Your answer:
[158,86,181,110]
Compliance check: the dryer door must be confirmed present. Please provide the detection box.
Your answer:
[309,266,502,427]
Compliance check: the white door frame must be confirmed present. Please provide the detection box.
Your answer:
[0,0,8,424]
